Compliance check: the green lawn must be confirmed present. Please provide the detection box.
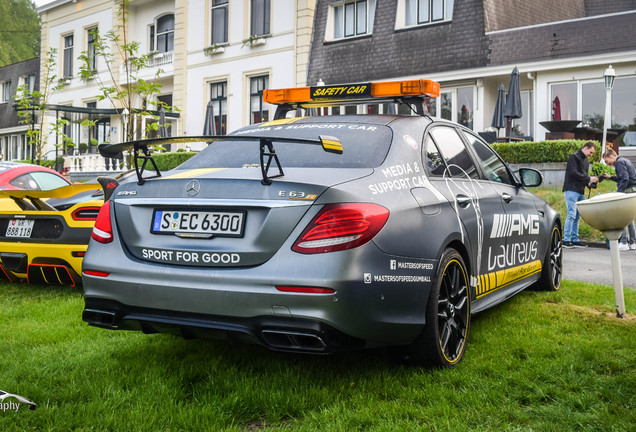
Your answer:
[0,281,634,431]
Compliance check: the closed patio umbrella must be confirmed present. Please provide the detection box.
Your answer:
[203,100,216,136]
[504,66,522,140]
[491,83,506,134]
[552,96,562,121]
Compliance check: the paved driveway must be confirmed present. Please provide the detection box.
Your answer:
[563,243,636,289]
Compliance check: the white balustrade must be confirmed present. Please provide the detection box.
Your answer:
[67,151,129,176]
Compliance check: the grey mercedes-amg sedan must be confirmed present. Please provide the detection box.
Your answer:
[81,79,562,367]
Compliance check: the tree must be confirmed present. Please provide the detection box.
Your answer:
[0,0,40,67]
[78,0,177,143]
[14,48,70,165]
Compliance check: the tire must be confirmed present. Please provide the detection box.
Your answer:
[409,248,470,368]
[533,224,562,292]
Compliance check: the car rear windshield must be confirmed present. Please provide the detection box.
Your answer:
[179,123,392,169]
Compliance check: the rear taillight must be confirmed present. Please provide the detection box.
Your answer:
[91,200,113,244]
[72,206,101,221]
[292,203,389,254]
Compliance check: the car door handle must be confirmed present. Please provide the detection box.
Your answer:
[502,193,513,203]
[456,195,471,208]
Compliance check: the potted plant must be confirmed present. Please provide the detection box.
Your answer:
[65,143,75,155]
[89,138,98,154]
[242,35,267,48]
[78,143,88,154]
[203,44,225,57]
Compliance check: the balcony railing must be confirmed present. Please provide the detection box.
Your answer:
[67,153,130,176]
[120,52,174,78]
[148,51,173,68]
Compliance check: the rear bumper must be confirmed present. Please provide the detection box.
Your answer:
[0,242,85,286]
[82,241,436,347]
[83,298,365,354]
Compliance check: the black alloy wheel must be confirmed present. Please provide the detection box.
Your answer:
[409,248,470,367]
[534,224,562,291]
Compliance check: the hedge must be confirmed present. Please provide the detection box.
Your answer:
[18,159,62,169]
[491,140,601,164]
[151,151,197,171]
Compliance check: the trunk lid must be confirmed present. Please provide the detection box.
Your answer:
[112,167,372,267]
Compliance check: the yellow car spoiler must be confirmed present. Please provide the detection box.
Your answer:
[0,184,102,212]
[0,183,100,199]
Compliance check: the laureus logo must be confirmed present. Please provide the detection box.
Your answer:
[0,389,37,412]
[185,179,201,197]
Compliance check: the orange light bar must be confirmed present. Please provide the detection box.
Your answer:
[263,79,440,105]
[372,79,440,98]
[263,87,311,105]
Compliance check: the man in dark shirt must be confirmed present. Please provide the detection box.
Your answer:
[562,141,599,248]
[602,148,636,250]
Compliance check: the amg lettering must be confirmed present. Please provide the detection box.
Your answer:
[490,214,540,238]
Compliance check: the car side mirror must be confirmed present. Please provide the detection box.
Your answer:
[518,168,543,187]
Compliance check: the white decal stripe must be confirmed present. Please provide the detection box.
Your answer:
[491,214,499,239]
[504,213,512,238]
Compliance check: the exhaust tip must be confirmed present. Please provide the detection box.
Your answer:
[261,329,327,352]
[82,309,117,328]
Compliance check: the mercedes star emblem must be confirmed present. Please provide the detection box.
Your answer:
[185,179,200,197]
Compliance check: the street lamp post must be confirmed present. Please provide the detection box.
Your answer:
[121,108,129,142]
[601,65,616,161]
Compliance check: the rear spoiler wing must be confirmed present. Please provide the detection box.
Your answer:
[98,135,343,186]
[0,183,101,211]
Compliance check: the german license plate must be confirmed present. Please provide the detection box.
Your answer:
[151,210,245,237]
[6,219,34,238]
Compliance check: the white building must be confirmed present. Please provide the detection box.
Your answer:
[37,0,315,161]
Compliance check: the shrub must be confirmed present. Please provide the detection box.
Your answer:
[492,140,601,164]
[151,151,196,171]
[590,161,615,178]
[17,159,60,169]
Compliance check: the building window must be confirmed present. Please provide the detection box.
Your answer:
[251,0,270,37]
[457,87,473,130]
[333,0,375,39]
[63,34,74,77]
[610,77,636,131]
[209,82,227,135]
[149,25,155,51]
[250,75,269,124]
[399,0,453,28]
[19,75,36,95]
[97,118,110,144]
[581,76,636,131]
[155,14,175,53]
[87,27,98,71]
[550,82,577,121]
[28,75,36,94]
[20,135,27,161]
[440,91,452,120]
[1,81,11,103]
[512,90,533,138]
[11,136,19,160]
[211,0,229,44]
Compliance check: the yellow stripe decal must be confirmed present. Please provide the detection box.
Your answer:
[322,140,342,151]
[162,168,226,179]
[259,117,306,127]
[476,260,542,299]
